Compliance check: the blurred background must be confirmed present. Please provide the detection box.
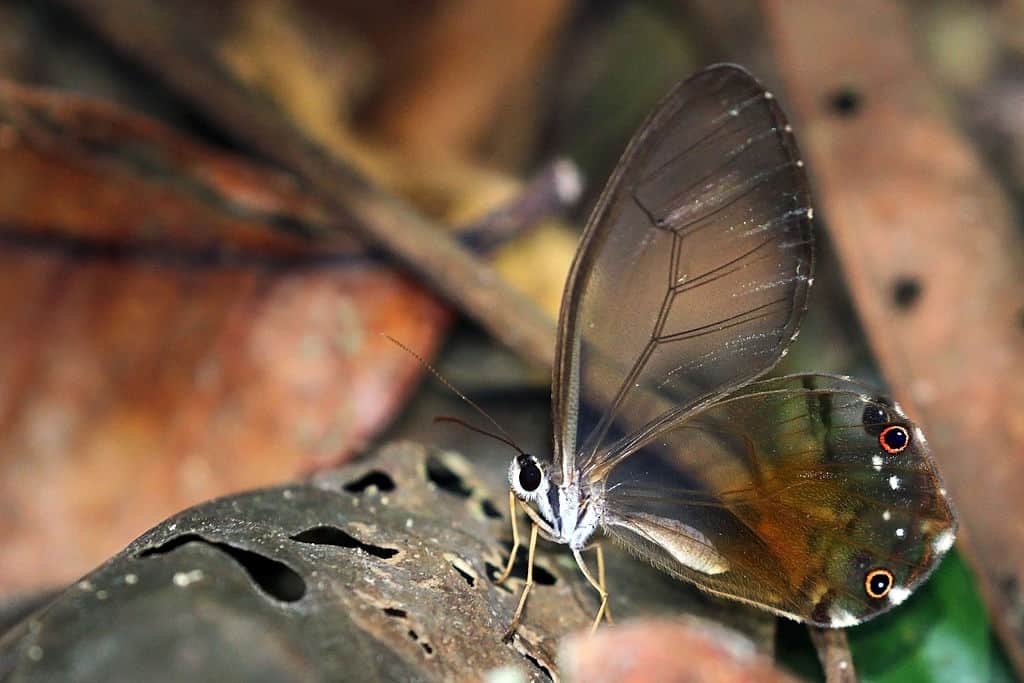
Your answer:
[0,1,1021,681]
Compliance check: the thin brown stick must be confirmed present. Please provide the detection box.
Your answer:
[58,0,559,370]
[808,627,858,683]
[458,158,582,253]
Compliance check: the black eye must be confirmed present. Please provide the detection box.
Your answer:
[879,425,910,454]
[865,568,894,599]
[518,458,542,492]
[862,404,889,436]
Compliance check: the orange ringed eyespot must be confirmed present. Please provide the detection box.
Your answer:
[879,425,910,454]
[865,568,894,599]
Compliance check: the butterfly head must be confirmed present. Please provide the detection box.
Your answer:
[508,453,603,548]
[508,453,551,504]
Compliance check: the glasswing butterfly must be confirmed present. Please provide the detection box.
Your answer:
[494,63,956,637]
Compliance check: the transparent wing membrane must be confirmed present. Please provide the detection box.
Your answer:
[551,65,813,484]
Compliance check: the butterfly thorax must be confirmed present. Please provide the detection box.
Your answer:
[508,453,604,549]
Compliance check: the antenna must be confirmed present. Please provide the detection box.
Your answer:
[433,416,525,455]
[382,334,527,455]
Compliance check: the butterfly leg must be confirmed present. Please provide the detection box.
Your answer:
[572,548,609,635]
[502,522,538,642]
[495,490,520,584]
[595,544,613,624]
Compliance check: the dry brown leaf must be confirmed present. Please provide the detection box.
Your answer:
[561,618,800,683]
[764,1,1024,675]
[0,82,449,592]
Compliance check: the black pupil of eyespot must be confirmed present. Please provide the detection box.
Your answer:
[871,573,891,595]
[519,461,542,491]
[883,427,909,451]
[862,405,888,435]
[863,406,887,425]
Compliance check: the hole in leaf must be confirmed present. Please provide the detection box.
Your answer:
[426,456,472,498]
[407,629,435,655]
[451,563,476,587]
[487,563,514,593]
[139,534,305,602]
[384,607,407,618]
[892,277,922,310]
[486,548,556,586]
[290,526,399,559]
[480,498,503,519]
[522,650,553,681]
[826,87,861,117]
[343,470,396,493]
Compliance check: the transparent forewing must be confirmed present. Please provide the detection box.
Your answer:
[600,375,957,626]
[551,64,813,484]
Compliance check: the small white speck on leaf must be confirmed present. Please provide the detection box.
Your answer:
[173,569,205,588]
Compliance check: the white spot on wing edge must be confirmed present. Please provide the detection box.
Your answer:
[872,455,883,471]
[889,475,901,491]
[829,608,859,628]
[933,529,956,554]
[888,586,911,606]
[882,510,892,521]
[896,528,905,538]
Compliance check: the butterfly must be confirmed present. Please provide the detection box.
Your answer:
[492,63,957,637]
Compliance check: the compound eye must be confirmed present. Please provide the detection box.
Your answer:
[518,457,542,492]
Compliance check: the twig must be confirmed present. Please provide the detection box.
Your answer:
[57,0,559,370]
[808,627,858,683]
[457,158,582,253]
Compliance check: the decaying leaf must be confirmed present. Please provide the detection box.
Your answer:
[0,442,776,681]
